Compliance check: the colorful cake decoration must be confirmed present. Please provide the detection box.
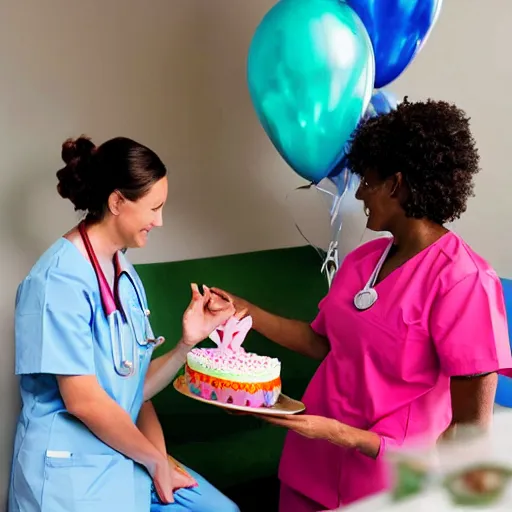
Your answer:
[208,315,253,353]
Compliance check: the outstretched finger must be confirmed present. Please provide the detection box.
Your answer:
[186,283,204,314]
[190,283,203,300]
[202,285,212,305]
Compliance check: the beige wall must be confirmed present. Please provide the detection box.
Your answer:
[0,0,509,504]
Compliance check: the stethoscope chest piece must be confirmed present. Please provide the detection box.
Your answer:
[354,288,378,311]
[122,360,134,371]
[353,238,394,312]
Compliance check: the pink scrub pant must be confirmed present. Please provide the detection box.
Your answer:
[279,484,331,512]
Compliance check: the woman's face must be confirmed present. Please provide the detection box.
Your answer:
[112,176,169,248]
[355,170,398,232]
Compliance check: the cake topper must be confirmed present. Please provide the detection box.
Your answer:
[209,315,253,352]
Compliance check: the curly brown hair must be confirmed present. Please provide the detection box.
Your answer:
[346,98,480,224]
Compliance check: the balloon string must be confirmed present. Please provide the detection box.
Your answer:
[287,175,367,288]
[286,181,346,288]
[293,217,326,262]
[286,183,326,263]
[319,171,352,286]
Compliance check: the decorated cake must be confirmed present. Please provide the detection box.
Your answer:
[185,316,282,408]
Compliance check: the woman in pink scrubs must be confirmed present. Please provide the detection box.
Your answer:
[212,99,512,511]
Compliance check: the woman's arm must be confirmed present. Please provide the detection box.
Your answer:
[332,422,382,458]
[137,400,167,455]
[137,400,198,489]
[440,373,496,441]
[143,341,190,401]
[58,375,168,474]
[449,373,497,428]
[249,305,329,360]
[211,288,329,360]
[258,414,381,458]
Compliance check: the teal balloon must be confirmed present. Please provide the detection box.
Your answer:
[247,0,375,183]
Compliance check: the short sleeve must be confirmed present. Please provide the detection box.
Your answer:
[15,269,96,376]
[310,259,347,336]
[311,295,328,337]
[430,270,512,377]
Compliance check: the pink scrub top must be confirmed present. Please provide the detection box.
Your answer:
[278,232,512,509]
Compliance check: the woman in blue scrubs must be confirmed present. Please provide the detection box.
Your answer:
[9,136,240,512]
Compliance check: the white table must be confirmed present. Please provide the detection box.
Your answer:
[333,489,512,512]
[328,408,512,511]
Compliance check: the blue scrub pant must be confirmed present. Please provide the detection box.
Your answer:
[151,466,240,512]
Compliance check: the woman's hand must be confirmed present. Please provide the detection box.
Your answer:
[170,459,198,491]
[182,284,235,347]
[151,457,198,504]
[209,287,250,318]
[151,456,176,504]
[255,414,340,441]
[255,414,357,446]
[253,413,381,457]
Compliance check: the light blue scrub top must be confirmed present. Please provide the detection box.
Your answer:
[9,238,155,512]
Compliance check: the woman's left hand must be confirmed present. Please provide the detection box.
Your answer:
[255,414,355,446]
[246,413,380,456]
[182,284,235,347]
[170,461,197,490]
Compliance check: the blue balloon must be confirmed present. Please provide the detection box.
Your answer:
[247,0,375,184]
[346,0,443,88]
[495,279,512,407]
[365,90,398,119]
[330,167,360,198]
[496,375,512,408]
[328,88,399,183]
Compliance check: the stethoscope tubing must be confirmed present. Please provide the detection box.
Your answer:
[78,222,163,377]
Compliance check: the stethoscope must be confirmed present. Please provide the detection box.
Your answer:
[353,238,394,311]
[78,222,165,377]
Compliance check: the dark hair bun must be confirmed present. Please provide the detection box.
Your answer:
[61,135,95,165]
[56,136,97,211]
